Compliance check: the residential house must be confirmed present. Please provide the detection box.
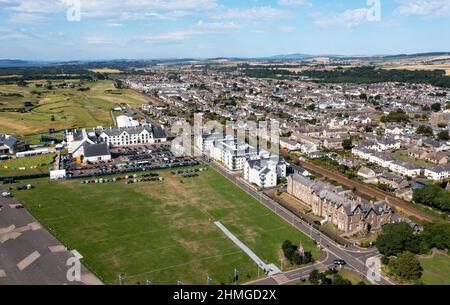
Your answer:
[424,165,450,181]
[323,138,343,150]
[357,167,377,179]
[280,138,302,151]
[378,173,410,190]
[244,156,286,188]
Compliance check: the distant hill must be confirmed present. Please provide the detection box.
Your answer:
[0,60,49,68]
[263,53,315,60]
[1,52,450,68]
[380,52,450,61]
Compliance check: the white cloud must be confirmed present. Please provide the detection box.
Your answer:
[395,0,450,17]
[9,0,65,13]
[313,8,371,28]
[0,28,38,40]
[278,25,296,33]
[84,36,116,45]
[277,0,310,6]
[105,22,123,27]
[0,0,220,20]
[7,12,48,24]
[0,0,21,8]
[136,19,240,44]
[209,6,288,21]
[194,20,240,31]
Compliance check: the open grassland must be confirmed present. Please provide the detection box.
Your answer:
[11,166,318,285]
[419,253,450,285]
[0,153,55,177]
[0,80,152,136]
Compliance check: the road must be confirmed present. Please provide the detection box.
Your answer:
[300,160,434,222]
[0,186,102,285]
[205,160,395,285]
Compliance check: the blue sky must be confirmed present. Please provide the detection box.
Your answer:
[0,0,450,60]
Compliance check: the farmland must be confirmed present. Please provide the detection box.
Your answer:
[0,80,152,136]
[11,166,318,285]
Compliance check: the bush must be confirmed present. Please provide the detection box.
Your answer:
[413,184,450,212]
[416,125,434,136]
[381,256,390,265]
[438,130,449,141]
[388,252,423,281]
[282,240,312,265]
[376,223,419,256]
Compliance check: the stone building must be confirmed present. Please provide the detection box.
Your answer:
[287,174,394,235]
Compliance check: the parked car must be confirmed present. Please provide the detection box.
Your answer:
[334,259,346,266]
[2,191,11,198]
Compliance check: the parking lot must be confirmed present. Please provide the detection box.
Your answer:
[64,143,199,178]
[0,187,102,285]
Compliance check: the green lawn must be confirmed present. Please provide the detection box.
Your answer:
[0,80,152,136]
[338,269,371,285]
[12,166,318,285]
[391,150,435,167]
[0,153,55,177]
[419,253,450,285]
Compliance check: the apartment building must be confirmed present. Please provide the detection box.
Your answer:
[287,174,394,235]
[244,156,286,188]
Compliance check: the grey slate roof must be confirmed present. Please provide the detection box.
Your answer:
[291,173,393,216]
[83,143,110,158]
[98,125,167,139]
[0,134,17,148]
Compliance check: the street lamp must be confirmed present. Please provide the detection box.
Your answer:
[117,274,125,285]
[207,275,213,285]
[234,268,240,285]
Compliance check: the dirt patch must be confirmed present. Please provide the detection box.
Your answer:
[174,237,201,253]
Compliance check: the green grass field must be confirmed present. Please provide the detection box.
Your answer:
[0,80,152,136]
[338,269,370,285]
[11,166,318,285]
[419,253,450,285]
[0,153,55,177]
